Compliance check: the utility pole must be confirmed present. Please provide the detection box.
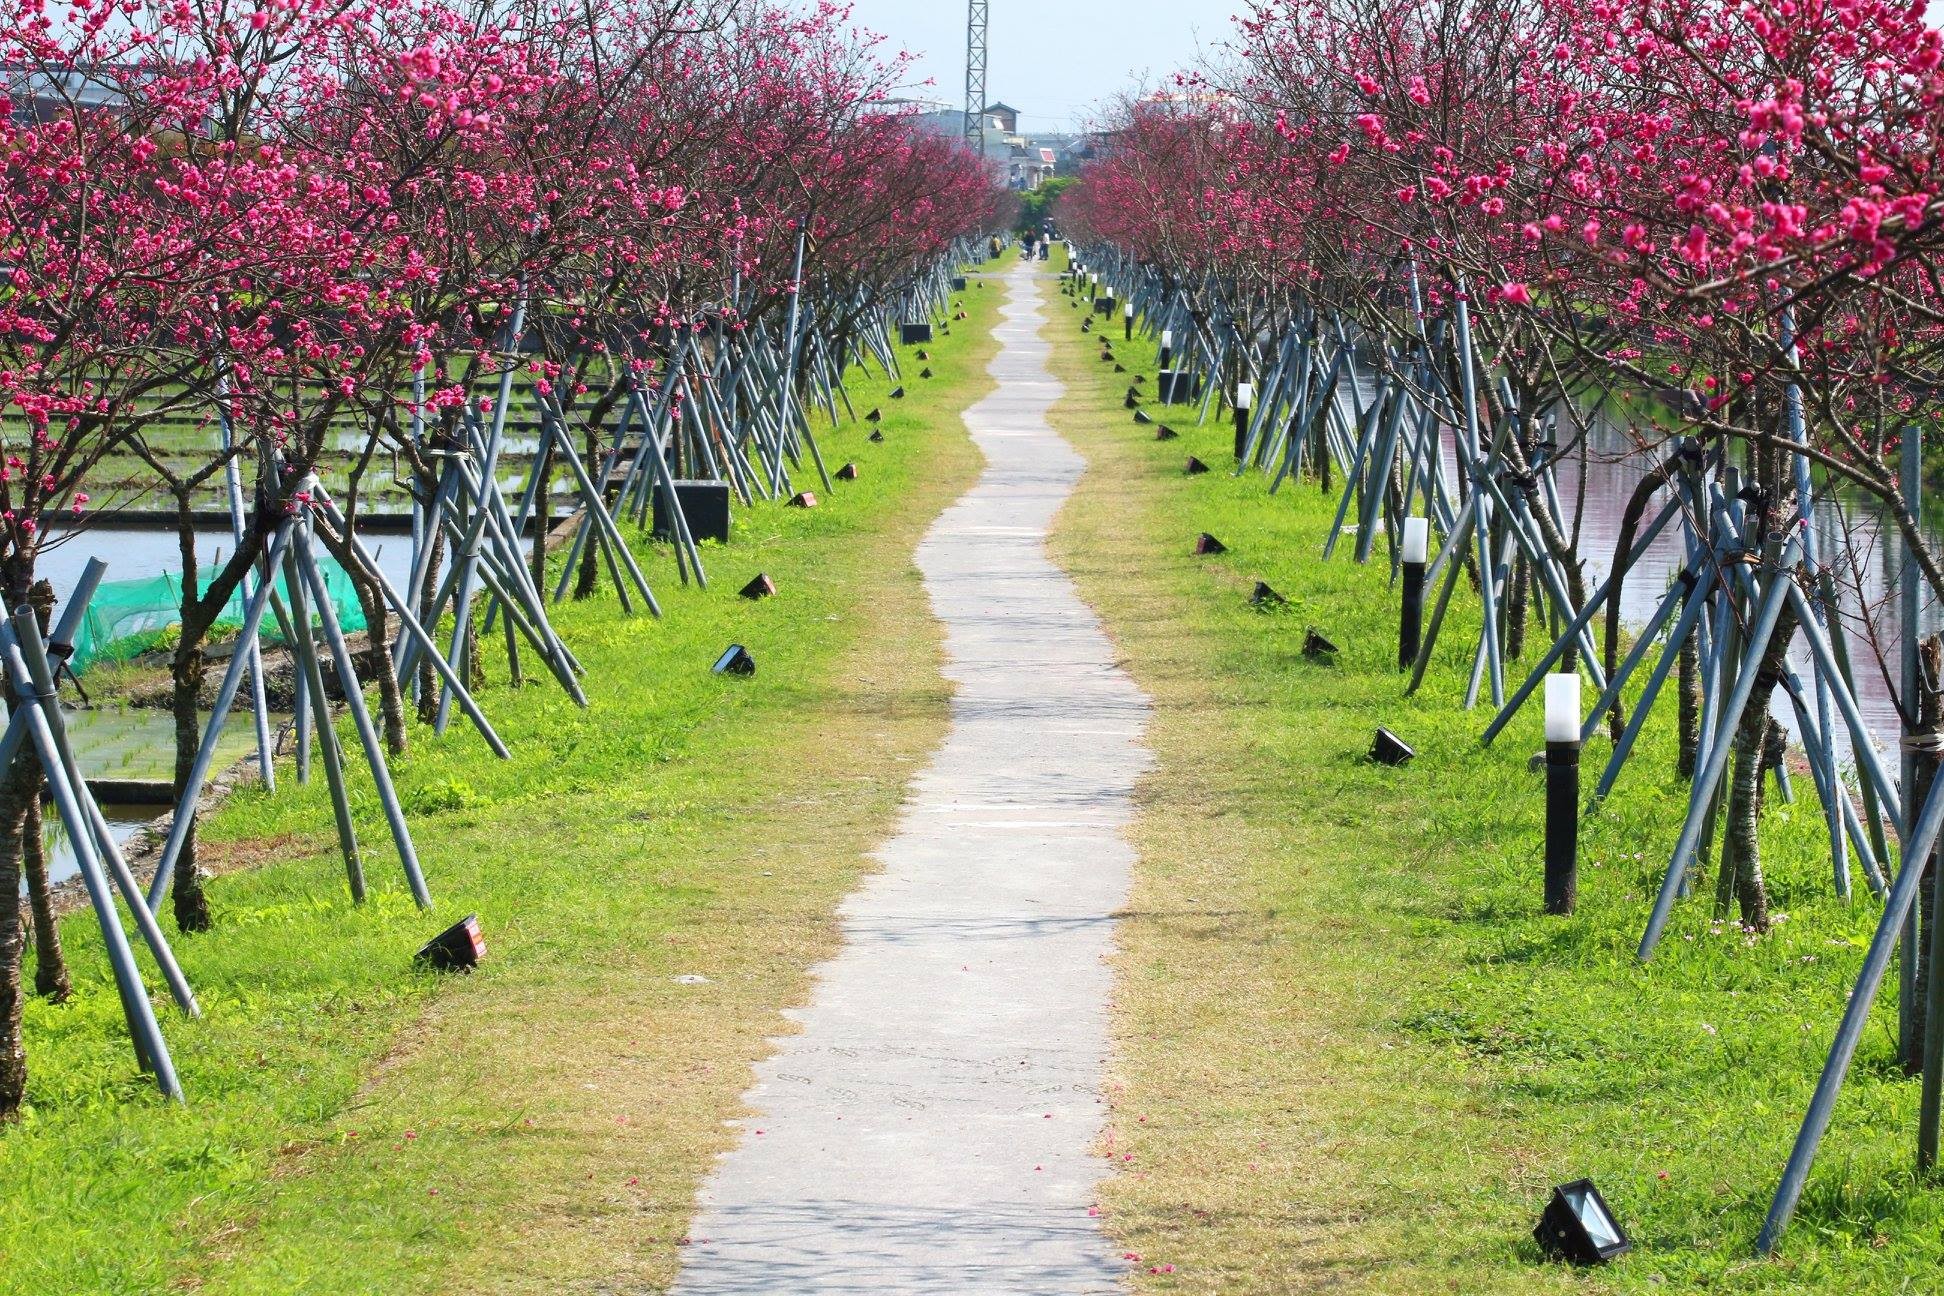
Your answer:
[964,0,988,159]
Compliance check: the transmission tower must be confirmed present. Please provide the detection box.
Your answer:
[964,0,988,159]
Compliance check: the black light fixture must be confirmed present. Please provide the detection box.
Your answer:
[916,349,930,361]
[416,914,485,973]
[1302,627,1340,662]
[920,367,934,379]
[1124,392,1140,410]
[868,429,885,443]
[652,479,731,544]
[888,385,906,399]
[1249,580,1287,608]
[1133,409,1153,425]
[1114,363,1127,374]
[1193,532,1226,555]
[787,491,818,508]
[836,462,860,481]
[713,644,756,676]
[1158,328,1174,371]
[1155,424,1177,441]
[1534,1179,1630,1265]
[1544,674,1583,915]
[1184,456,1210,475]
[865,407,882,423]
[1233,381,1254,462]
[739,573,777,600]
[1124,301,1136,341]
[1400,516,1429,671]
[1369,727,1415,766]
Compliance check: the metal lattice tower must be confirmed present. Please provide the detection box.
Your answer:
[964,0,988,158]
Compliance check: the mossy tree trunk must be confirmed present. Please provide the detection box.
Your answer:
[0,758,35,1120]
[20,580,64,1001]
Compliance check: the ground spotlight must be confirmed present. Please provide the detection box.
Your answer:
[1368,727,1415,766]
[416,914,485,973]
[1534,1179,1629,1265]
[712,644,756,676]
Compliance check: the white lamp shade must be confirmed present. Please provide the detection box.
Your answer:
[1162,329,1173,347]
[1545,674,1581,743]
[1234,382,1255,410]
[1124,303,1135,317]
[1401,516,1429,565]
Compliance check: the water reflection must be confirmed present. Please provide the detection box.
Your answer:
[1345,371,1939,753]
[35,805,168,893]
[26,705,263,889]
[1546,402,1933,748]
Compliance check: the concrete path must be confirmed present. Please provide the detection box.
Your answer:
[670,261,1151,1293]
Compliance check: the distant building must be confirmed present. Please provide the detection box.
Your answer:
[899,99,1078,192]
[5,65,137,124]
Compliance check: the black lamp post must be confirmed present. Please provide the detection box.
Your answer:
[1232,382,1254,463]
[1124,301,1135,341]
[1400,516,1428,671]
[1544,673,1582,915]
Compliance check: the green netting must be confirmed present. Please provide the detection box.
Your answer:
[68,558,369,675]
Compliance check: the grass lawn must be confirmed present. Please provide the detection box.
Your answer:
[1040,248,1944,1292]
[0,269,996,1294]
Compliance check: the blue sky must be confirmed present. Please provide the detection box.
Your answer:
[837,0,1239,132]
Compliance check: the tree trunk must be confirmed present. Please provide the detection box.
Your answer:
[1906,635,1944,1073]
[170,640,212,933]
[0,736,35,1120]
[416,523,445,726]
[20,581,64,1000]
[529,445,552,593]
[22,792,65,1003]
[467,616,484,691]
[572,414,608,602]
[1678,629,1701,780]
[343,555,405,756]
[1714,596,1800,932]
[1506,555,1530,660]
